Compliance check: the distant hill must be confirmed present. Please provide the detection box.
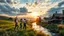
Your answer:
[0,16,13,21]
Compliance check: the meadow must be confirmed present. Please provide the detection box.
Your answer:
[0,17,64,36]
[41,23,64,36]
[0,19,48,36]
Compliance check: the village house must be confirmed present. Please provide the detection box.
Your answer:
[43,10,64,24]
[48,10,64,24]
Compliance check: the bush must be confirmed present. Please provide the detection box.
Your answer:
[59,29,64,36]
[42,24,59,33]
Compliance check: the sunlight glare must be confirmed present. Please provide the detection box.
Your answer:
[31,12,39,18]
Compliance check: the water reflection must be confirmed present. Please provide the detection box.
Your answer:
[32,22,52,36]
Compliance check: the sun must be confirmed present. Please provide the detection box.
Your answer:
[31,12,39,18]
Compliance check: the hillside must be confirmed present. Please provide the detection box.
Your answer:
[0,16,13,20]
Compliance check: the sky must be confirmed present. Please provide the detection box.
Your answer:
[0,0,64,18]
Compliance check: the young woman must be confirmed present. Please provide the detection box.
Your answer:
[14,17,18,30]
[20,19,23,29]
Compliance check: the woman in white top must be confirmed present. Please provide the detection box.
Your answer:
[14,17,18,30]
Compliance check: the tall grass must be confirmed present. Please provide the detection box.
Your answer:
[0,20,44,36]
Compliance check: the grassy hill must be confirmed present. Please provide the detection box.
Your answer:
[0,16,13,21]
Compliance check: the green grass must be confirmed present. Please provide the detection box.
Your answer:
[41,24,64,36]
[0,20,14,30]
[1,19,64,36]
[0,20,46,36]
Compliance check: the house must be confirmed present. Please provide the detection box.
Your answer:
[48,10,64,24]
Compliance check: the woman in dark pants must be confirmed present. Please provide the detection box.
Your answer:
[20,19,23,29]
[23,19,27,30]
[14,17,18,30]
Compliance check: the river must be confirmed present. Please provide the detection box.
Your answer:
[32,22,52,36]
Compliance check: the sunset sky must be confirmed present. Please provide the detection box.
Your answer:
[0,0,64,18]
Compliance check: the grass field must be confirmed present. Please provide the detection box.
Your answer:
[0,20,14,30]
[0,19,35,36]
[0,18,64,36]
[41,23,64,36]
[0,19,47,36]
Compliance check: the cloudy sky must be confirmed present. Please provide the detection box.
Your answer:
[0,0,64,17]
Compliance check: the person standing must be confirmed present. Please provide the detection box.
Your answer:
[14,17,18,30]
[20,19,23,29]
[23,19,27,30]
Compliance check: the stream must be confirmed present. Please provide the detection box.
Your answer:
[32,22,52,36]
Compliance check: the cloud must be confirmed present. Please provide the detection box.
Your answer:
[0,1,28,16]
[6,0,11,3]
[0,0,64,17]
[48,1,64,15]
[20,7,28,13]
[20,0,28,4]
[58,1,64,7]
[48,7,64,14]
[0,3,17,16]
[0,0,5,3]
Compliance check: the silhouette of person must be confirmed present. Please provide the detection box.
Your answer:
[14,17,18,30]
[23,19,27,30]
[36,16,41,25]
[20,19,23,29]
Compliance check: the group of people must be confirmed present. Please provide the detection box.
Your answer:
[14,17,27,30]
